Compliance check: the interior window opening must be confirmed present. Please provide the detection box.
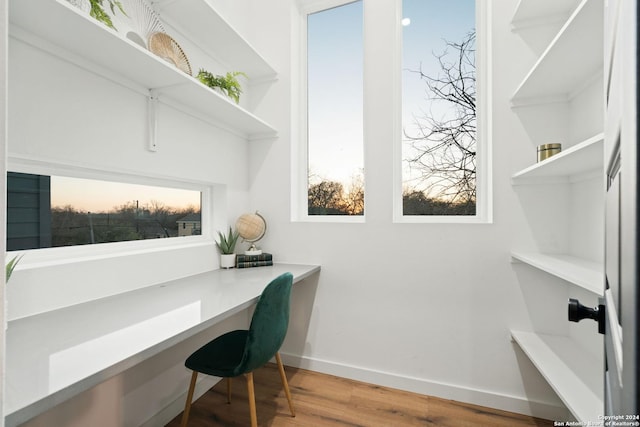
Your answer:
[401,0,477,216]
[306,0,365,216]
[6,172,202,251]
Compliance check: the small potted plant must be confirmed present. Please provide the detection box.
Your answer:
[216,227,239,268]
[196,70,248,104]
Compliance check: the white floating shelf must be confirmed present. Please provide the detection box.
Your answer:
[154,0,277,80]
[511,251,604,295]
[9,0,277,140]
[511,0,580,31]
[511,134,603,184]
[511,331,603,423]
[511,0,603,105]
[10,0,184,88]
[159,78,277,138]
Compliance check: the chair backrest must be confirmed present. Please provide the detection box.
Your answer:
[235,272,293,374]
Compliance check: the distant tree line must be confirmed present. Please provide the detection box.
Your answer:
[402,189,475,216]
[307,178,474,216]
[51,201,199,247]
[308,175,364,216]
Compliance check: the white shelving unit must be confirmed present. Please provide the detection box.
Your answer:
[511,0,579,31]
[8,0,277,140]
[511,251,603,296]
[511,134,603,184]
[510,0,605,422]
[510,331,602,423]
[512,0,603,105]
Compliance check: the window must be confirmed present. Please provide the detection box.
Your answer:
[7,172,202,251]
[306,1,364,217]
[400,0,486,219]
[296,0,489,222]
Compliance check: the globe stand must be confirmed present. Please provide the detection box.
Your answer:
[245,244,262,256]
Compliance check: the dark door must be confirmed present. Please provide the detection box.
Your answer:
[604,0,639,416]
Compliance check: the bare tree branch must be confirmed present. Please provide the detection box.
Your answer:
[404,31,477,209]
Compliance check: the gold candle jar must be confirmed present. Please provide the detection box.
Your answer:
[537,143,562,162]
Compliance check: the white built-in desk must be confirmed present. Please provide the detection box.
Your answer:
[4,263,320,427]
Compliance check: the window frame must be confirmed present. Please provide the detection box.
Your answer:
[6,156,219,266]
[392,0,492,224]
[293,0,366,223]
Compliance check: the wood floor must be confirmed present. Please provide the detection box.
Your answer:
[166,363,553,427]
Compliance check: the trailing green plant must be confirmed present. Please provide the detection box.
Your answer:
[196,70,248,104]
[215,227,240,254]
[88,0,127,31]
[5,255,23,283]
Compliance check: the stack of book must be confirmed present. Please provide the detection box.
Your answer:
[236,252,273,268]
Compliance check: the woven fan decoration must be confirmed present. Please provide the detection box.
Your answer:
[67,0,165,47]
[119,0,165,48]
[148,32,192,76]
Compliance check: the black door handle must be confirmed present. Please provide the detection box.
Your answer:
[568,298,605,334]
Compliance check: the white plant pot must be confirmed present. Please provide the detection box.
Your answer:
[220,254,236,269]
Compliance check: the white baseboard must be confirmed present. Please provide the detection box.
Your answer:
[279,352,570,422]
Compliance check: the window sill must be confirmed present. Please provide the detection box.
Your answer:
[7,236,211,271]
[6,237,217,321]
[293,215,366,224]
[393,215,493,224]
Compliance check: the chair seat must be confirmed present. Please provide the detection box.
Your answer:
[185,329,248,377]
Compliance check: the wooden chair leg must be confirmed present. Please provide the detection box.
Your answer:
[226,377,232,403]
[180,371,198,427]
[246,372,258,427]
[275,352,296,417]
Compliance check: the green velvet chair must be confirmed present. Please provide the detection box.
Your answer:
[180,272,296,427]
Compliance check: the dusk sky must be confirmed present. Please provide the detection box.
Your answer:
[307,0,364,186]
[307,0,475,187]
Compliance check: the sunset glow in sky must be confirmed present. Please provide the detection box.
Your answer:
[51,176,201,213]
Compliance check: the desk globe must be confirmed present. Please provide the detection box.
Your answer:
[236,212,266,255]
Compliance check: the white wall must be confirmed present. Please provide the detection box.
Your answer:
[245,0,571,420]
[4,0,583,425]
